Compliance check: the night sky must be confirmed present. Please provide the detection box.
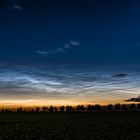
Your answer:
[0,0,140,106]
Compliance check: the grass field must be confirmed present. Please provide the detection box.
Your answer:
[0,112,140,140]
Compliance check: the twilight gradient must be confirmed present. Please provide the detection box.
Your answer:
[0,0,140,106]
[0,64,139,105]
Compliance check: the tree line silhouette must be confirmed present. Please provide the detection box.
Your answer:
[0,103,140,112]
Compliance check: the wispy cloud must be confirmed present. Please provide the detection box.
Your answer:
[0,65,139,103]
[36,50,48,56]
[7,0,23,10]
[69,41,80,46]
[36,41,80,56]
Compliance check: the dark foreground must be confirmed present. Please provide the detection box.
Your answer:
[0,112,140,140]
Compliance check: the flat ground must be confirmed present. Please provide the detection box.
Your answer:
[0,112,139,140]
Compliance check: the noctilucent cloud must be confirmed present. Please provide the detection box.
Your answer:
[0,0,140,106]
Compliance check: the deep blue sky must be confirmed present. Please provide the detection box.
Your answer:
[0,0,140,105]
[0,0,140,65]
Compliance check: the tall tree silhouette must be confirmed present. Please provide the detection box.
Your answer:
[76,105,85,112]
[49,106,54,112]
[130,104,136,110]
[59,106,65,112]
[137,104,140,110]
[17,107,23,112]
[114,103,121,111]
[107,104,113,111]
[42,106,48,112]
[94,104,101,111]
[121,104,127,111]
[35,107,40,112]
[54,107,58,112]
[87,104,95,112]
[66,106,73,112]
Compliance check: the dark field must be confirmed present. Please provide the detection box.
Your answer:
[0,112,140,140]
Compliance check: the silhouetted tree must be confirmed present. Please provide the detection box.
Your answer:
[49,106,54,112]
[17,107,23,112]
[2,103,140,113]
[87,104,95,112]
[54,107,58,112]
[1,109,4,112]
[76,105,80,112]
[94,104,101,111]
[66,106,73,112]
[137,103,140,110]
[81,105,85,112]
[107,104,113,111]
[76,105,85,112]
[114,103,121,111]
[3,109,10,112]
[35,107,40,112]
[130,104,136,110]
[42,106,48,112]
[121,104,127,111]
[59,106,65,112]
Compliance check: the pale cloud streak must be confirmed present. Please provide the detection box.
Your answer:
[36,41,80,56]
[0,65,139,104]
[7,0,23,10]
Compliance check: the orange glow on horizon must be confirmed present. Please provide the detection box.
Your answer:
[0,97,130,107]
